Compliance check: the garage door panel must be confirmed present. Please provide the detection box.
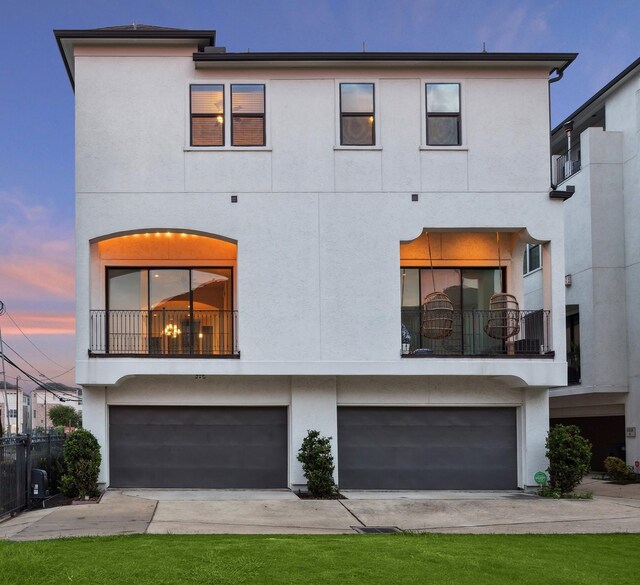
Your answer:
[109,406,287,488]
[338,407,517,490]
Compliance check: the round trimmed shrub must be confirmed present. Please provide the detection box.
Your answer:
[546,424,591,495]
[297,430,338,498]
[604,456,635,481]
[61,429,102,499]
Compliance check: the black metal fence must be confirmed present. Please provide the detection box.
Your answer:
[89,309,239,356]
[555,145,581,183]
[402,308,552,357]
[0,434,65,517]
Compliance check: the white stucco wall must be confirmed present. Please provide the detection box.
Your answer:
[71,44,568,488]
[73,50,566,386]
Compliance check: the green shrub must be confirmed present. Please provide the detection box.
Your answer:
[60,429,101,499]
[604,456,635,481]
[546,424,592,495]
[48,404,82,428]
[37,452,66,495]
[297,430,338,498]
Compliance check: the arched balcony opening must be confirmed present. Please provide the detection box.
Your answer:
[400,230,551,358]
[88,231,239,357]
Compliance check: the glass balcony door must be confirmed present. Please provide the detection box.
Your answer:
[106,267,233,355]
[402,267,502,355]
[150,269,190,355]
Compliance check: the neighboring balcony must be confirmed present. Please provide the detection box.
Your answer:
[554,145,581,183]
[401,308,552,358]
[89,309,239,357]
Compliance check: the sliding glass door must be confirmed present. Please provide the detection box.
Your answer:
[401,267,503,355]
[106,267,232,355]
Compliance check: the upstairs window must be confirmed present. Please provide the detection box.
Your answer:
[231,84,265,146]
[523,244,542,275]
[426,83,461,146]
[340,83,375,146]
[190,85,224,146]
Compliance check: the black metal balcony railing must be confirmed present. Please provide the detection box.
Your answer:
[401,308,552,357]
[555,146,581,183]
[90,309,239,357]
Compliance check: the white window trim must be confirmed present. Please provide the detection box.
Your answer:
[334,79,380,149]
[334,145,382,151]
[186,80,270,150]
[421,80,466,148]
[419,145,468,152]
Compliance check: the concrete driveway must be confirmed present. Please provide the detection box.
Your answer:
[2,478,640,541]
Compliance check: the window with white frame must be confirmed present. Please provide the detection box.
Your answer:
[523,244,542,274]
[426,83,461,146]
[190,84,265,147]
[340,83,375,146]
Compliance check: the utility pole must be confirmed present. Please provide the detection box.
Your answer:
[16,375,21,435]
[0,300,10,437]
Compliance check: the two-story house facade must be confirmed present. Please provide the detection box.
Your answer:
[56,25,574,490]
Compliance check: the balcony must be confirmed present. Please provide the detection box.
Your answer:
[554,145,581,183]
[89,309,239,357]
[401,308,552,358]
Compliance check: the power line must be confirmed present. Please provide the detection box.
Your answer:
[2,339,77,391]
[3,310,71,370]
[0,351,81,402]
[1,341,80,399]
[48,366,76,379]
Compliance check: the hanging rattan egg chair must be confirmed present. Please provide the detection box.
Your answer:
[421,291,454,339]
[421,233,454,340]
[484,232,520,340]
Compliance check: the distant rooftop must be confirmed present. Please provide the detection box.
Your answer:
[91,24,199,32]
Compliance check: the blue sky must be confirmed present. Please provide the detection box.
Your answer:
[0,0,638,388]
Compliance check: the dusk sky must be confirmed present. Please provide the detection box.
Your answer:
[0,0,638,389]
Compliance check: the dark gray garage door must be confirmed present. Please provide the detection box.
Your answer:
[109,406,287,488]
[338,407,517,490]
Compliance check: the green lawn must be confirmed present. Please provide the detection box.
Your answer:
[1,533,639,584]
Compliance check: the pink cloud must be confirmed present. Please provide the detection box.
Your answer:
[1,312,75,336]
[1,258,74,300]
[0,191,75,305]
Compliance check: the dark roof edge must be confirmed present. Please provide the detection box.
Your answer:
[194,51,576,69]
[54,32,76,90]
[53,28,216,41]
[552,55,640,135]
[54,28,216,90]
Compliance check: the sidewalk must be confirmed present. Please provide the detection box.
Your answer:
[2,480,640,541]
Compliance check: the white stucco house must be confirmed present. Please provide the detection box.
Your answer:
[55,25,575,490]
[525,57,640,471]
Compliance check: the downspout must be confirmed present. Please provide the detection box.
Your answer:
[548,67,564,190]
[548,67,575,200]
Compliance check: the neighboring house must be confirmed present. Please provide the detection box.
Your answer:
[525,57,640,471]
[0,381,30,435]
[55,25,574,490]
[31,385,83,431]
